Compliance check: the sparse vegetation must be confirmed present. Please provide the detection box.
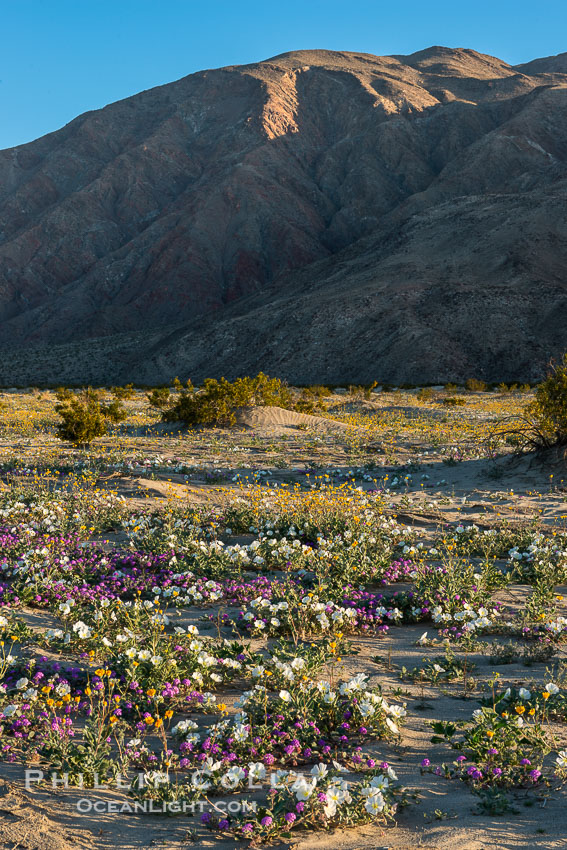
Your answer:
[0,378,565,848]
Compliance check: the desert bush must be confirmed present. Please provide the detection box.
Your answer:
[111,383,135,400]
[417,387,434,402]
[295,386,327,414]
[364,381,378,399]
[523,357,567,447]
[147,387,171,410]
[443,396,466,407]
[493,355,567,451]
[100,399,128,423]
[162,373,292,427]
[55,389,109,446]
[465,378,487,392]
[55,387,75,402]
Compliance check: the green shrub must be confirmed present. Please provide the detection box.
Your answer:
[147,387,171,410]
[55,389,109,446]
[443,396,466,407]
[162,373,293,427]
[100,399,128,423]
[111,383,135,400]
[295,386,327,415]
[465,378,487,392]
[523,354,567,448]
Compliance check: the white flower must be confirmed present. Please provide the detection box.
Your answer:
[545,683,560,696]
[519,688,531,701]
[248,762,266,783]
[279,690,291,703]
[310,763,328,779]
[292,776,317,801]
[369,774,389,791]
[15,678,29,690]
[323,799,337,818]
[385,717,399,735]
[556,750,567,768]
[220,766,246,788]
[232,723,249,743]
[364,790,385,815]
[191,771,212,791]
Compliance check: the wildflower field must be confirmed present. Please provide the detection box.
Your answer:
[1,385,567,850]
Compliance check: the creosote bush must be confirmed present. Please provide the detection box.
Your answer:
[465,378,488,392]
[524,354,567,448]
[161,373,293,427]
[492,354,567,451]
[111,384,135,400]
[147,386,171,410]
[55,389,127,446]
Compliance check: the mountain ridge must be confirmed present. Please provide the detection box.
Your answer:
[0,46,566,383]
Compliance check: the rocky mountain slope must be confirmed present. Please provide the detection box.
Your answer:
[1,46,566,383]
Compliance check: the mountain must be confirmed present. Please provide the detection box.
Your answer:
[0,46,566,384]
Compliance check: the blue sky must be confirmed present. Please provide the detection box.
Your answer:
[2,0,566,149]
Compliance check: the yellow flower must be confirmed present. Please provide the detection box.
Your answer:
[542,691,550,700]
[144,716,154,725]
[515,705,525,715]
[528,708,535,716]
[147,688,156,697]
[84,686,91,696]
[164,710,174,719]
[486,730,495,738]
